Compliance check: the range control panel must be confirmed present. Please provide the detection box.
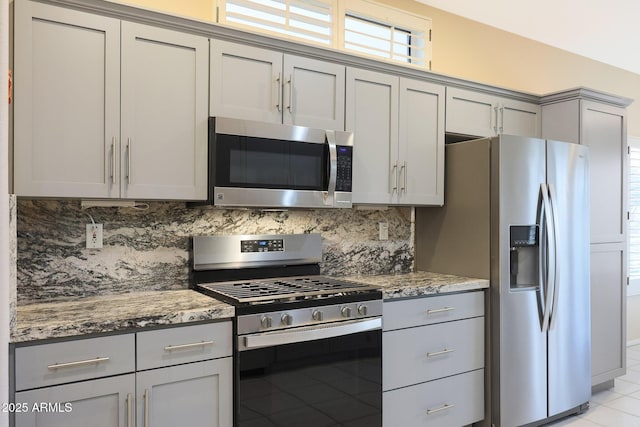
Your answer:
[241,239,284,253]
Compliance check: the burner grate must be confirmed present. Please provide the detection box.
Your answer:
[196,276,374,303]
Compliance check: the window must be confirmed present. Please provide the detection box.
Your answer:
[628,136,640,296]
[215,0,432,69]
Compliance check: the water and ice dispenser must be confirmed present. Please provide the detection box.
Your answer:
[509,225,539,290]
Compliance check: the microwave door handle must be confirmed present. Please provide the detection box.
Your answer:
[325,130,338,206]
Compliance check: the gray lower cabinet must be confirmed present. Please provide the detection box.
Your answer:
[15,374,135,427]
[382,291,485,427]
[136,358,232,427]
[13,322,232,427]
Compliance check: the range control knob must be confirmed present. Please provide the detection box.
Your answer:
[312,310,324,321]
[281,313,293,326]
[357,305,369,316]
[261,316,273,329]
[341,306,353,318]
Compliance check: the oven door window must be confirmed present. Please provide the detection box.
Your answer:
[238,330,382,427]
[215,134,328,191]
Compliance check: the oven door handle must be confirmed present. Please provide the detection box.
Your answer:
[240,317,381,351]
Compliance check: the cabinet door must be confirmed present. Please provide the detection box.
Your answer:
[346,68,399,204]
[136,358,232,427]
[398,78,445,205]
[283,55,345,130]
[581,100,627,244]
[445,87,496,138]
[15,374,135,427]
[500,100,540,137]
[591,243,627,385]
[120,22,208,200]
[210,40,283,124]
[13,0,120,198]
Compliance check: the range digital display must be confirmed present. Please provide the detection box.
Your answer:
[240,239,284,253]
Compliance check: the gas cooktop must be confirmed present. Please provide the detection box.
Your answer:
[195,275,377,304]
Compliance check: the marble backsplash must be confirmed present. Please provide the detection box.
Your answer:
[9,195,17,333]
[16,200,414,304]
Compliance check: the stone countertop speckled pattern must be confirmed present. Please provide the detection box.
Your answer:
[11,290,234,343]
[342,271,489,300]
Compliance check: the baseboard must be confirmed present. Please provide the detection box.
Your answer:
[627,338,640,347]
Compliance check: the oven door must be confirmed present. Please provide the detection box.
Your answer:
[236,318,382,427]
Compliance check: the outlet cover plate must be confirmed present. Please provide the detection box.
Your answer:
[86,223,103,249]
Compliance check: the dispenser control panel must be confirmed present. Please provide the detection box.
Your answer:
[510,225,538,247]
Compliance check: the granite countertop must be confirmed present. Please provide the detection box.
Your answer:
[11,290,235,343]
[343,271,489,300]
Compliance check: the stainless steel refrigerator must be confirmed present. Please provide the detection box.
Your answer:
[415,135,591,427]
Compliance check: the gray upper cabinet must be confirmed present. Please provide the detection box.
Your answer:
[446,87,540,138]
[120,22,208,200]
[13,1,209,200]
[210,40,345,130]
[347,68,444,206]
[13,1,120,198]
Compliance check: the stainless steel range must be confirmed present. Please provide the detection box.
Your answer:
[191,233,382,427]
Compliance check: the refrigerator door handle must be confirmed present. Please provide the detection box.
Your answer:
[537,184,548,331]
[540,183,556,332]
[547,183,561,330]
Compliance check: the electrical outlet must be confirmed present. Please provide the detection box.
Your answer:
[378,221,389,241]
[86,223,103,249]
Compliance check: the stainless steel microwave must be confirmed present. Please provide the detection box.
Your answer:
[207,117,354,209]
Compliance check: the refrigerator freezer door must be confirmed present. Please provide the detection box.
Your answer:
[546,140,591,415]
[493,136,548,427]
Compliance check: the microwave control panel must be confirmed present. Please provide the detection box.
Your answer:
[336,146,353,192]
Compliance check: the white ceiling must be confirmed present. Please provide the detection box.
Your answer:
[415,0,640,75]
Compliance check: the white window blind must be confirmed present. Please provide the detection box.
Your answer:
[216,0,432,68]
[220,0,334,45]
[628,137,640,296]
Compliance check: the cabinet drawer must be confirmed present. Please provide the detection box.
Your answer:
[137,321,232,370]
[383,291,484,331]
[383,317,483,391]
[15,334,135,391]
[383,369,484,427]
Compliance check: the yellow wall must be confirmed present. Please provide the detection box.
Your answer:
[113,0,214,21]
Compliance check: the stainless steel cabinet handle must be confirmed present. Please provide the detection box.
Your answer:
[427,403,455,415]
[427,348,455,358]
[400,161,407,192]
[286,74,293,113]
[47,356,110,370]
[275,72,282,112]
[126,138,132,184]
[164,340,214,352]
[126,393,132,427]
[111,137,117,185]
[390,162,398,193]
[426,306,454,315]
[144,389,149,427]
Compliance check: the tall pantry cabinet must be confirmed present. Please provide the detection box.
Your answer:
[541,88,632,388]
[13,0,209,200]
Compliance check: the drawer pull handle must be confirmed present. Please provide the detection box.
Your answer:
[164,340,214,352]
[47,356,110,370]
[427,348,455,358]
[427,403,455,415]
[126,393,132,427]
[426,306,454,315]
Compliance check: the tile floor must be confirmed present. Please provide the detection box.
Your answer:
[549,344,640,426]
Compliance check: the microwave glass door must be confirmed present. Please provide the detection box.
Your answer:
[215,134,328,191]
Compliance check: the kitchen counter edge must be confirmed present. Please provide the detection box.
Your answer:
[342,271,489,300]
[11,289,235,343]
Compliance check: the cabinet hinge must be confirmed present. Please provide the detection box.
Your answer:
[429,29,432,42]
[429,60,432,71]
